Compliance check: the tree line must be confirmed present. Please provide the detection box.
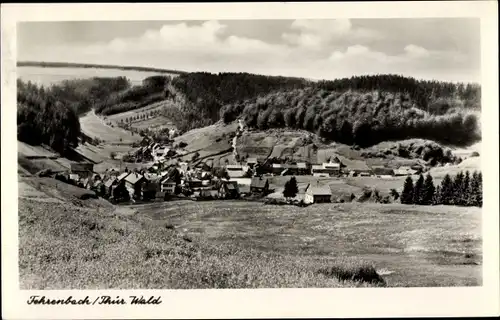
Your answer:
[221,87,480,147]
[314,74,480,112]
[400,170,482,207]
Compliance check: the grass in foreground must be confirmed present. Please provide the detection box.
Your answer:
[19,198,384,289]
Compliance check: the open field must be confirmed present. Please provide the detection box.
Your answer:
[106,100,176,131]
[80,111,142,144]
[132,200,482,287]
[19,191,381,289]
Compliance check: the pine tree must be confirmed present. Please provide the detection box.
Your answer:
[461,170,470,206]
[440,174,454,205]
[476,172,483,207]
[452,171,464,205]
[283,176,299,200]
[422,173,436,205]
[401,176,414,204]
[413,174,425,204]
[433,185,442,205]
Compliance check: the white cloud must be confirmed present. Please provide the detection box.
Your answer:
[404,44,431,58]
[19,20,479,83]
[282,19,383,49]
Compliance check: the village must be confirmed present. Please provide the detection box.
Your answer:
[63,132,426,205]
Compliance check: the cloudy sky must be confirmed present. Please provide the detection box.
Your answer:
[17,18,481,83]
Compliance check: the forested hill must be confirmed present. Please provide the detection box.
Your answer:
[164,72,311,132]
[220,75,481,148]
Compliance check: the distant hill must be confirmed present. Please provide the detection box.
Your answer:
[17,61,187,75]
[220,75,481,148]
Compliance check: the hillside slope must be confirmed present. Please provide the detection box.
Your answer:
[18,177,382,289]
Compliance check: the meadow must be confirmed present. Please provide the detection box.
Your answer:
[131,200,482,287]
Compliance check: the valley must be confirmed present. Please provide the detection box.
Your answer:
[16,66,483,289]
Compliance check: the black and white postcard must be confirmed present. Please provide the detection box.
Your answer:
[1,2,499,319]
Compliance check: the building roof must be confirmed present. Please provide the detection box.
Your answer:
[227,170,246,178]
[125,173,146,185]
[104,177,117,188]
[311,165,323,170]
[239,184,251,194]
[247,158,258,164]
[297,162,308,169]
[373,167,395,175]
[226,164,243,170]
[250,177,268,189]
[117,172,129,182]
[323,162,340,168]
[345,161,371,171]
[306,186,332,196]
[70,163,94,172]
[272,163,285,168]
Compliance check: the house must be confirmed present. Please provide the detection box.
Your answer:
[246,158,258,167]
[296,162,309,175]
[344,161,372,176]
[226,164,247,178]
[272,163,286,175]
[394,166,417,176]
[218,180,239,199]
[238,184,251,195]
[116,172,130,183]
[311,162,341,177]
[124,172,148,198]
[69,173,80,182]
[304,185,332,204]
[372,166,395,177]
[142,181,160,201]
[159,173,177,194]
[250,177,270,194]
[70,163,94,178]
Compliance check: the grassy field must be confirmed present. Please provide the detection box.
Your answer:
[133,200,482,287]
[106,100,176,131]
[19,189,382,289]
[80,110,141,144]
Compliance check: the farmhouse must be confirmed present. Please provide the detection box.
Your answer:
[246,158,258,167]
[394,166,417,176]
[372,166,395,177]
[218,180,239,199]
[304,185,332,204]
[344,161,372,176]
[272,163,287,175]
[124,172,148,198]
[70,162,94,178]
[226,164,247,178]
[311,162,341,177]
[250,177,270,194]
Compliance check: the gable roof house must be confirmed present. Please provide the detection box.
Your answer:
[304,185,332,204]
[70,162,94,178]
[124,172,148,199]
[250,177,270,194]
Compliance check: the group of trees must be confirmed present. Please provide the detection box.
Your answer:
[314,74,481,111]
[401,171,482,207]
[221,85,480,147]
[165,72,309,133]
[120,109,162,124]
[361,140,460,165]
[94,75,170,116]
[17,80,82,155]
